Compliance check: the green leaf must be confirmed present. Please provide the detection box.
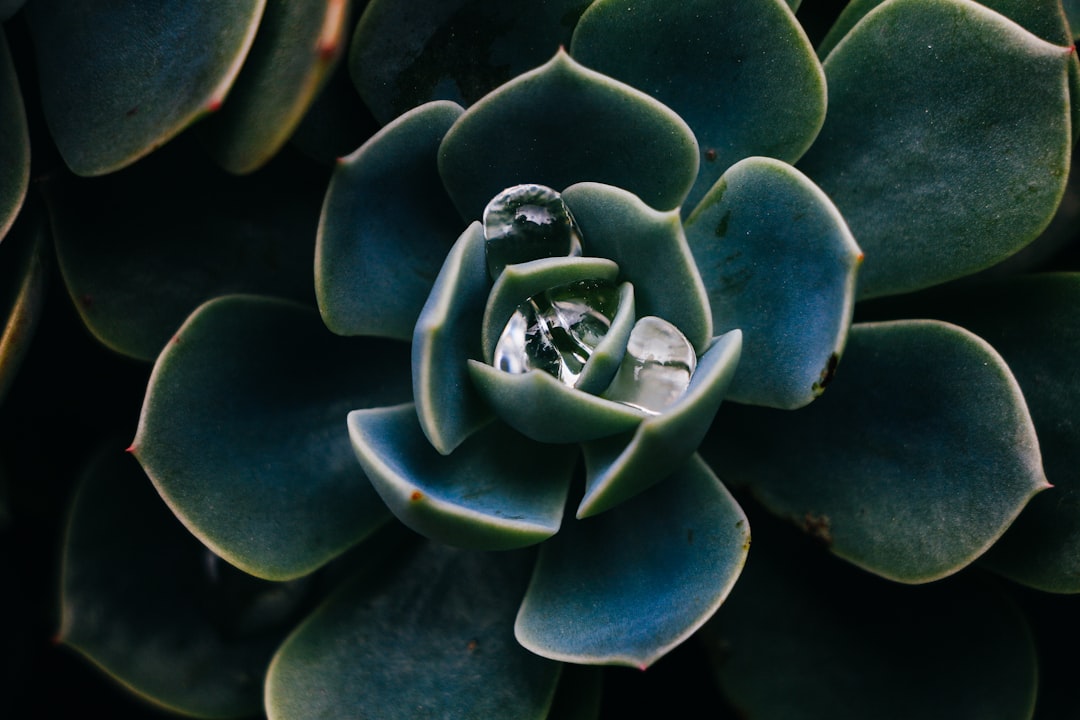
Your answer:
[798,0,1072,299]
[705,320,1048,583]
[62,444,307,718]
[349,0,590,124]
[0,29,28,242]
[317,100,464,340]
[412,222,494,454]
[347,404,576,550]
[49,144,324,361]
[266,541,560,720]
[571,0,826,211]
[684,157,861,409]
[704,514,1038,720]
[579,329,742,518]
[562,182,713,354]
[515,454,749,668]
[204,0,350,174]
[133,295,413,580]
[25,0,266,176]
[438,49,699,219]
[0,200,46,404]
[0,1,24,20]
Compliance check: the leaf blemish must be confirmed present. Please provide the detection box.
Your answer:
[410,490,423,501]
[801,512,832,546]
[812,352,840,394]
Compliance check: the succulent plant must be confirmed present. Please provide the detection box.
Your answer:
[4,0,1080,718]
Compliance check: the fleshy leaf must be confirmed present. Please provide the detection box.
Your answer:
[266,541,560,720]
[482,256,620,363]
[25,0,266,175]
[412,222,494,454]
[684,157,861,409]
[317,100,465,339]
[579,329,742,518]
[133,295,413,580]
[438,49,699,219]
[204,0,350,174]
[0,29,28,242]
[704,512,1038,720]
[798,0,1072,299]
[61,445,307,718]
[571,0,826,211]
[704,320,1048,583]
[49,145,324,361]
[349,0,589,124]
[347,404,575,550]
[562,182,713,354]
[515,454,749,668]
[0,201,46,404]
[469,360,647,443]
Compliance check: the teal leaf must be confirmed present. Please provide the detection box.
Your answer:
[705,320,1048,583]
[571,0,826,211]
[562,182,713,354]
[347,404,576,550]
[469,360,647,443]
[705,514,1038,720]
[25,0,266,176]
[481,255,620,363]
[684,157,861,409]
[0,201,46,404]
[798,0,1072,299]
[133,295,413,580]
[1067,0,1080,37]
[349,0,590,124]
[317,100,464,340]
[266,541,560,720]
[515,454,749,668]
[204,0,350,174]
[579,329,742,518]
[412,222,494,454]
[438,49,699,219]
[62,444,308,718]
[0,1,24,20]
[49,145,324,361]
[0,29,28,242]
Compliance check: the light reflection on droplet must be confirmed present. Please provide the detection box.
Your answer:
[482,184,582,279]
[602,316,696,415]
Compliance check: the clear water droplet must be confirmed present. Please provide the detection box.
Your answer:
[493,278,619,386]
[603,316,696,415]
[483,184,583,279]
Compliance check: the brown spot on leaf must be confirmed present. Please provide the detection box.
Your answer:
[466,639,479,652]
[705,148,717,162]
[410,490,423,501]
[812,353,840,395]
[801,512,832,546]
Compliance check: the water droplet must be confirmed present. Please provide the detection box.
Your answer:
[493,278,619,386]
[603,317,696,415]
[483,184,582,279]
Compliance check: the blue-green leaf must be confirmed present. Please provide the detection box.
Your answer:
[438,49,698,219]
[684,157,861,409]
[133,295,412,580]
[348,404,575,550]
[516,454,749,668]
[571,0,826,211]
[0,201,46,404]
[317,100,465,340]
[0,30,28,242]
[266,541,560,720]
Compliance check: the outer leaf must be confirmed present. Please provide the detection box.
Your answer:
[412,222,494,454]
[684,157,861,409]
[266,541,560,720]
[798,0,1072,299]
[438,49,699,219]
[578,329,742,518]
[571,0,826,211]
[61,445,307,718]
[0,201,46,404]
[204,0,350,174]
[705,320,1048,583]
[0,1,23,20]
[515,454,749,668]
[704,514,1038,720]
[349,0,590,124]
[317,100,464,340]
[0,29,28,242]
[25,0,266,176]
[348,404,575,550]
[133,295,413,580]
[562,182,713,354]
[50,145,324,361]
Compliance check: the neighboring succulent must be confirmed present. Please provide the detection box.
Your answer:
[4,0,1080,718]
